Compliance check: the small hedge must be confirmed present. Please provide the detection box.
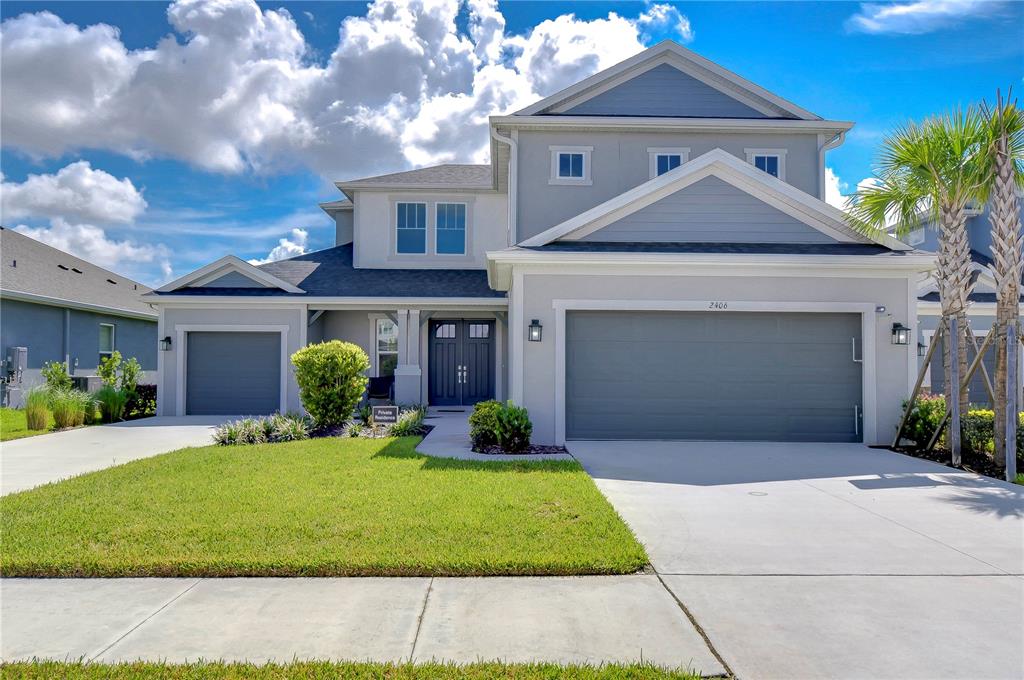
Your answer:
[469,400,502,449]
[470,400,533,453]
[900,394,1024,465]
[291,341,369,427]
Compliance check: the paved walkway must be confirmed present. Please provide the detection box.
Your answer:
[1,416,225,495]
[419,409,573,462]
[571,440,1024,680]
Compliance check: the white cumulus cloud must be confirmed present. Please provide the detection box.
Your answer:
[248,228,309,265]
[14,219,172,280]
[1,161,147,225]
[824,167,850,210]
[845,0,1009,35]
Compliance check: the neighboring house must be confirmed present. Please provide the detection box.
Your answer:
[0,227,158,406]
[907,200,1024,406]
[147,41,933,446]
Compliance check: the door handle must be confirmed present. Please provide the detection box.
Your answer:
[851,337,862,363]
[853,404,860,436]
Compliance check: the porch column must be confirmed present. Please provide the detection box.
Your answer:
[394,308,422,405]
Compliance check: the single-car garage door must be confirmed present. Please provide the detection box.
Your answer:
[566,311,863,442]
[186,332,281,415]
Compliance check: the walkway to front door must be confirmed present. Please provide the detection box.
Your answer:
[428,320,495,406]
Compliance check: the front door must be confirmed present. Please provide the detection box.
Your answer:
[428,320,495,406]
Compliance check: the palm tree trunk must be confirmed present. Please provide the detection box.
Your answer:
[939,204,975,417]
[989,124,1022,467]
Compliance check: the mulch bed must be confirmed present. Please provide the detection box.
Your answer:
[888,445,1016,481]
[473,444,569,456]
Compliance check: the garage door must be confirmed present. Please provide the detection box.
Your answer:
[186,332,281,415]
[566,311,862,442]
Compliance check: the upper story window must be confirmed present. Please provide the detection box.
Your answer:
[435,202,467,255]
[99,323,115,364]
[549,146,593,186]
[745,148,787,181]
[396,202,427,254]
[648,147,690,179]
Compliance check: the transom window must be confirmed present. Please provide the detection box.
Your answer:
[435,203,467,255]
[549,146,592,185]
[376,318,398,377]
[396,202,427,254]
[99,323,115,364]
[745,149,787,181]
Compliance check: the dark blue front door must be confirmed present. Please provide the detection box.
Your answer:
[428,320,495,406]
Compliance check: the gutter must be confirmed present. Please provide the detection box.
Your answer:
[490,126,517,247]
[0,289,158,321]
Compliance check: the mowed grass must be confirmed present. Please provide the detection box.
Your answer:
[0,436,647,577]
[0,661,703,680]
[0,407,54,441]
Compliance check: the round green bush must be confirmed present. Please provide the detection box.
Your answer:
[469,400,502,450]
[290,341,370,427]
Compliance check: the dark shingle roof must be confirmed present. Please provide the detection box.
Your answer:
[523,241,914,256]
[0,227,155,317]
[339,164,492,188]
[158,244,504,299]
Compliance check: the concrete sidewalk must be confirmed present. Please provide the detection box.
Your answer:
[418,409,573,462]
[0,575,725,674]
[1,416,225,495]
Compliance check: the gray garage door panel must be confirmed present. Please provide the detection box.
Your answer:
[566,311,862,442]
[186,332,281,415]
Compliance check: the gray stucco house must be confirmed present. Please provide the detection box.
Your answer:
[148,41,933,445]
[0,227,158,406]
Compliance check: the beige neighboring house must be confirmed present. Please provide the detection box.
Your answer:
[147,41,934,446]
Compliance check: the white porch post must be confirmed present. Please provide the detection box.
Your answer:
[394,308,422,405]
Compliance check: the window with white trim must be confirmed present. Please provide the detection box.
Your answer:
[435,202,467,255]
[647,147,690,178]
[549,146,593,185]
[376,318,398,377]
[744,149,787,180]
[396,202,427,254]
[99,323,115,364]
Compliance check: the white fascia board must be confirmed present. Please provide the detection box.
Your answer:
[490,115,853,135]
[335,182,496,194]
[519,148,909,251]
[916,300,1022,316]
[147,295,507,309]
[513,41,820,120]
[156,255,304,294]
[0,289,158,321]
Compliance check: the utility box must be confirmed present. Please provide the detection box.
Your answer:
[2,346,28,408]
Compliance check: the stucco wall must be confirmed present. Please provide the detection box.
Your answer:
[515,130,822,242]
[512,270,916,446]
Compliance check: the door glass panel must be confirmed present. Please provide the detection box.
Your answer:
[469,323,489,339]
[435,323,456,339]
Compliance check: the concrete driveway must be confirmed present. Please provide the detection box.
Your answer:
[1,416,225,495]
[570,440,1024,680]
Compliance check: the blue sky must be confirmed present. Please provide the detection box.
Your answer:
[1,0,1021,285]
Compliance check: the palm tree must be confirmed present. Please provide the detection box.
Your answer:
[848,108,988,425]
[979,93,1024,467]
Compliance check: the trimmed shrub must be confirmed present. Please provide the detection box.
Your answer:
[97,351,123,387]
[125,384,157,419]
[95,386,128,423]
[388,407,426,437]
[23,386,50,431]
[469,400,502,451]
[40,361,72,391]
[494,401,532,453]
[290,341,370,428]
[49,389,93,429]
[961,409,1024,461]
[902,393,946,449]
[212,414,310,446]
[119,357,142,393]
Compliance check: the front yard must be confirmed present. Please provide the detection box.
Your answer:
[0,436,647,577]
[0,407,54,441]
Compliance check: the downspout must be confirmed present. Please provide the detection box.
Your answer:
[63,308,71,373]
[818,130,847,201]
[490,126,517,246]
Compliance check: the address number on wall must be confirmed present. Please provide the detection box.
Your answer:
[708,301,729,310]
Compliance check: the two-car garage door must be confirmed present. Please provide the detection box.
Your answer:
[185,332,281,415]
[566,311,863,442]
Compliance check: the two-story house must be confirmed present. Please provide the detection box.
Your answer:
[148,41,933,446]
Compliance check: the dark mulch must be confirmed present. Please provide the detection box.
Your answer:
[474,444,569,456]
[890,445,1018,480]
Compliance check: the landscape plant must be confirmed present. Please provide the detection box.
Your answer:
[212,414,310,445]
[23,386,51,431]
[494,401,533,453]
[97,351,123,387]
[125,384,157,419]
[469,400,502,450]
[49,389,93,429]
[386,406,426,437]
[94,386,128,423]
[40,361,72,391]
[901,393,947,448]
[290,341,370,428]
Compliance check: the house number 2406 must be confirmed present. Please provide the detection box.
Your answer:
[708,301,728,310]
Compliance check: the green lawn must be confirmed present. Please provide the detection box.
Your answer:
[0,661,703,680]
[0,436,647,577]
[0,407,54,441]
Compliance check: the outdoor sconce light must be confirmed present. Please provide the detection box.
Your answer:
[159,336,173,352]
[917,341,927,357]
[891,323,911,346]
[528,319,543,342]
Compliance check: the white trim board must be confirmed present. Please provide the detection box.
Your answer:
[173,324,290,417]
[548,299,879,446]
[158,255,304,294]
[0,289,157,321]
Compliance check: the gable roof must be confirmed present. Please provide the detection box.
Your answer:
[515,41,820,121]
[336,164,493,197]
[156,255,305,294]
[319,199,352,216]
[518,149,910,251]
[0,227,156,319]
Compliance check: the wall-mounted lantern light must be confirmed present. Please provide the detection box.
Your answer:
[159,336,173,352]
[528,319,543,342]
[917,341,927,357]
[891,323,910,346]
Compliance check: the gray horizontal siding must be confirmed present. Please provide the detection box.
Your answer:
[580,176,835,243]
[198,271,266,288]
[564,64,767,118]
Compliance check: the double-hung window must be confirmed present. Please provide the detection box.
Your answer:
[549,146,592,185]
[396,202,427,254]
[99,323,115,364]
[648,147,690,178]
[376,318,398,377]
[435,203,466,255]
[745,149,786,180]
